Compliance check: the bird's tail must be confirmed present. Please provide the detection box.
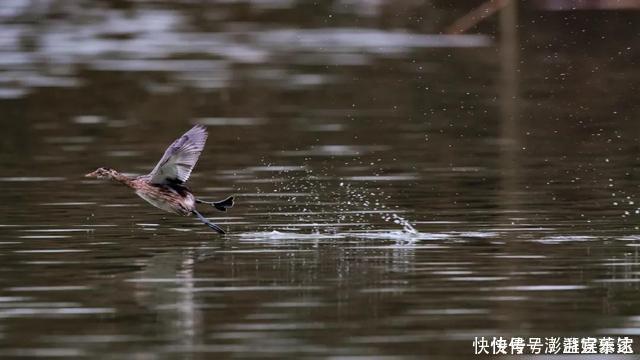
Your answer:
[213,196,234,212]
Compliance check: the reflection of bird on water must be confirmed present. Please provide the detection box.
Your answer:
[86,125,234,234]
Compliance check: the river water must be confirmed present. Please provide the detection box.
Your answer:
[0,1,639,359]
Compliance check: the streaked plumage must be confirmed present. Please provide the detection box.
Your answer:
[86,125,234,234]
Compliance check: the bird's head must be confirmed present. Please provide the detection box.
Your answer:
[85,167,118,179]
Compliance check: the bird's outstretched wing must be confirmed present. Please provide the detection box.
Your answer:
[148,125,208,184]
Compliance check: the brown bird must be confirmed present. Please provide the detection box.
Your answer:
[85,125,233,234]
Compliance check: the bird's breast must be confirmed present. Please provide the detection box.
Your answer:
[135,186,195,216]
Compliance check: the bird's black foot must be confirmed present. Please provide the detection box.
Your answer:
[197,196,234,212]
[192,210,225,234]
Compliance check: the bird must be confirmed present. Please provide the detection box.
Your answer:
[85,125,234,234]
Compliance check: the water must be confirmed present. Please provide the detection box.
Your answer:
[1,1,639,359]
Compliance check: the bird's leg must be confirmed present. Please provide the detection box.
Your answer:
[196,196,234,212]
[192,209,225,234]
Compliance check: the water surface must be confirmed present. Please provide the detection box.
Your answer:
[0,1,639,359]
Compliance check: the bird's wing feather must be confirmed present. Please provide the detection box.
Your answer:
[148,125,208,184]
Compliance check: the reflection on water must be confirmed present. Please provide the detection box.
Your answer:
[0,0,639,359]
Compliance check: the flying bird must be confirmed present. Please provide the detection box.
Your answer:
[86,125,234,234]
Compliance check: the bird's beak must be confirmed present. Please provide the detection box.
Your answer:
[85,171,97,178]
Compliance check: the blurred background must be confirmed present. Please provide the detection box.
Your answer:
[0,0,639,359]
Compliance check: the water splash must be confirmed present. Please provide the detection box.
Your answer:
[241,161,422,236]
[383,213,418,234]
